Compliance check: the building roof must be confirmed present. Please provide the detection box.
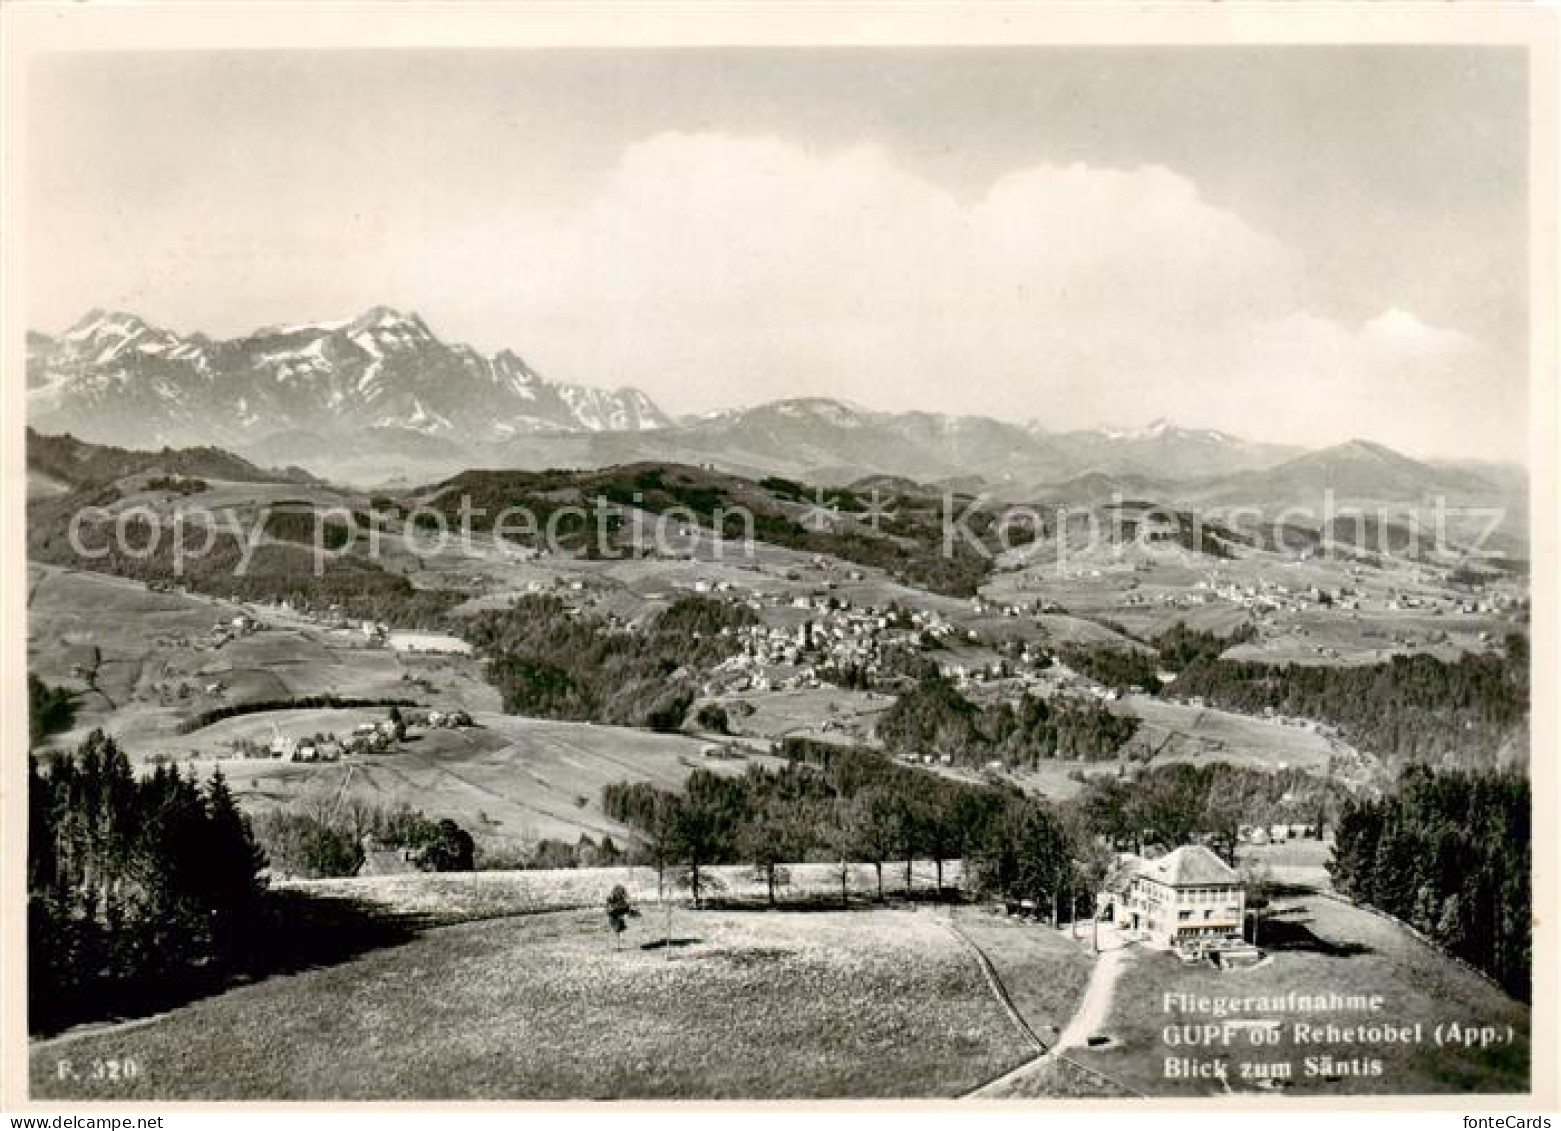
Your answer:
[1138,844,1240,887]
[1104,853,1148,893]
[357,847,417,877]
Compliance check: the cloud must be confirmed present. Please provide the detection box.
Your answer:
[418,132,1515,459]
[1221,308,1519,459]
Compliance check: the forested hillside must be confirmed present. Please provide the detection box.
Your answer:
[1170,636,1528,767]
[877,675,1140,765]
[29,732,267,1033]
[466,595,758,730]
[1330,767,1530,999]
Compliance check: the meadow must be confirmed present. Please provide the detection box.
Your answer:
[190,713,783,850]
[26,564,500,758]
[31,905,1041,1101]
[281,859,970,920]
[1120,695,1342,773]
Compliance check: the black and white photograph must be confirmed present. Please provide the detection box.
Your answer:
[3,2,1555,1112]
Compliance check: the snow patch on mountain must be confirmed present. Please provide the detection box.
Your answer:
[29,305,672,445]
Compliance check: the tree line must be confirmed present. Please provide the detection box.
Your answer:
[1076,762,1349,863]
[177,695,419,735]
[429,464,996,596]
[1330,766,1530,999]
[251,797,475,879]
[29,731,267,1034]
[602,746,1102,920]
[29,674,76,744]
[1170,634,1529,767]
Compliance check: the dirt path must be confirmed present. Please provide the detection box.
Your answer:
[1050,945,1126,1051]
[964,935,1132,1098]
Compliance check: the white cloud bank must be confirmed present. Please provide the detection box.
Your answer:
[417,132,1520,460]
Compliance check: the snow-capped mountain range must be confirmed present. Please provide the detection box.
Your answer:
[26,312,1514,505]
[660,399,1304,486]
[27,307,671,445]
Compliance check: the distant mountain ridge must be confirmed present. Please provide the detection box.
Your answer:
[27,307,672,446]
[1187,438,1499,507]
[27,312,1518,506]
[569,398,1304,489]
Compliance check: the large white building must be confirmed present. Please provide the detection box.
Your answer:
[1109,845,1246,952]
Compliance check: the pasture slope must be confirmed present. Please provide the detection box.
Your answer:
[28,868,1528,1101]
[195,713,783,850]
[30,904,1049,1101]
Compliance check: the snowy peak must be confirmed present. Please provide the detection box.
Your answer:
[689,398,857,429]
[28,307,671,446]
[64,309,162,344]
[1097,417,1241,445]
[345,305,434,350]
[58,309,185,366]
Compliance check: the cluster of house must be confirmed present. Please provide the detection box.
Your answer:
[210,613,264,646]
[266,708,473,762]
[896,749,957,768]
[700,595,957,695]
[269,723,393,762]
[1240,821,1316,845]
[966,596,1038,619]
[936,657,1015,685]
[1192,578,1353,614]
[1380,590,1520,618]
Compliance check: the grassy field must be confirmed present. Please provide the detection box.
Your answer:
[189,713,785,850]
[948,905,1095,1045]
[26,564,501,758]
[984,540,1522,667]
[717,686,895,746]
[282,860,970,921]
[1237,838,1335,891]
[1120,695,1342,773]
[1065,895,1530,1096]
[28,875,1523,1100]
[31,906,1037,1100]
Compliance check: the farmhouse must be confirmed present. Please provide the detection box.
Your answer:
[357,838,418,877]
[1109,845,1247,952]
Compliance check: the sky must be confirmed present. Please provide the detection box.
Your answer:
[27,48,1530,459]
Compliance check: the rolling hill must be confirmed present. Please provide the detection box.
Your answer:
[25,427,318,491]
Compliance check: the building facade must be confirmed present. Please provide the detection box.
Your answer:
[1111,845,1246,951]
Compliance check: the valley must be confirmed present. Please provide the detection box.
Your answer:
[23,418,1533,1099]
